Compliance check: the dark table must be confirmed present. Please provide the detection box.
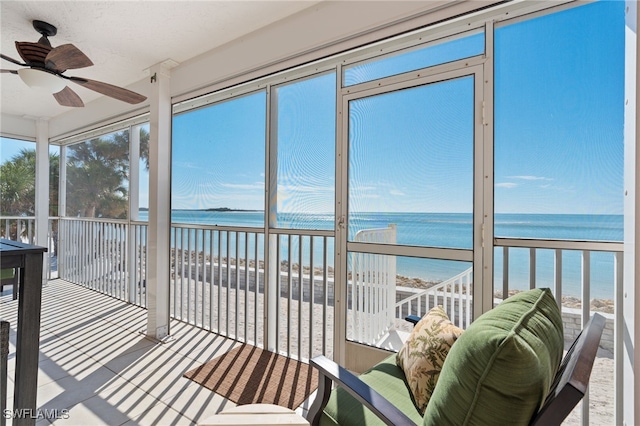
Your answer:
[0,239,46,426]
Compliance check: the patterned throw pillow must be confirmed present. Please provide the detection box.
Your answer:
[396,306,463,414]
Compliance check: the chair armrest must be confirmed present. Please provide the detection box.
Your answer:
[405,315,421,325]
[307,355,417,426]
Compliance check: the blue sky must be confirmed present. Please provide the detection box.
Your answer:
[1,0,625,216]
[170,0,623,215]
[494,0,624,215]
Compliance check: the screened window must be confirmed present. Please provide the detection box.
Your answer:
[65,130,131,219]
[494,1,624,240]
[0,137,36,217]
[493,1,624,303]
[348,76,474,249]
[133,123,150,220]
[172,91,266,226]
[49,145,60,217]
[344,30,484,87]
[273,73,336,230]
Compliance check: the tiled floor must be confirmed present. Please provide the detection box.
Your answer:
[2,279,312,425]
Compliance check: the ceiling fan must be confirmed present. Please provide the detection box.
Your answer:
[1,20,146,107]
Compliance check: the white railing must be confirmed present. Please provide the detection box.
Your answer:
[129,221,148,307]
[0,216,35,244]
[171,224,265,346]
[495,237,623,425]
[9,213,624,425]
[395,267,473,329]
[58,218,131,301]
[0,216,58,280]
[349,224,397,345]
[269,230,335,361]
[55,217,335,361]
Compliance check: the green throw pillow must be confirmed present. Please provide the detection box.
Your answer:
[423,288,564,426]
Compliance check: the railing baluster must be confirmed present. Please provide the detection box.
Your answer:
[502,246,509,303]
[309,236,315,359]
[209,230,215,331]
[554,248,562,311]
[235,231,240,340]
[217,230,222,334]
[323,237,328,357]
[581,249,591,425]
[298,235,303,361]
[614,251,623,425]
[245,232,249,342]
[529,247,536,290]
[255,233,260,346]
[226,230,231,337]
[276,236,281,353]
[287,235,292,357]
[195,229,200,326]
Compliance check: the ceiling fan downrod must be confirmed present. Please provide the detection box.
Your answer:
[33,20,57,47]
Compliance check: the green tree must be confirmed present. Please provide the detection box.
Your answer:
[65,128,149,218]
[0,148,59,216]
[1,127,148,220]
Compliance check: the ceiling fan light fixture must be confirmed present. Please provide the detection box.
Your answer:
[17,68,65,93]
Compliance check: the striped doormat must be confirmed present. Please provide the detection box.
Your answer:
[183,343,319,410]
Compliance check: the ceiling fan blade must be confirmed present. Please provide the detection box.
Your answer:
[1,53,26,66]
[0,69,18,74]
[45,44,93,72]
[69,77,146,104]
[16,41,52,65]
[53,86,84,107]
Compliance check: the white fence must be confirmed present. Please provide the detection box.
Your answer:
[56,217,335,361]
[349,224,397,345]
[395,267,473,329]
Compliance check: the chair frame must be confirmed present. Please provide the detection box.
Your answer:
[307,313,606,426]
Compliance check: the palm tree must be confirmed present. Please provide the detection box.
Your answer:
[65,128,149,218]
[1,126,148,222]
[0,149,59,240]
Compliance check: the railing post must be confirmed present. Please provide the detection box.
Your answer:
[502,246,509,302]
[581,250,591,425]
[529,247,536,290]
[554,248,562,311]
[614,251,623,424]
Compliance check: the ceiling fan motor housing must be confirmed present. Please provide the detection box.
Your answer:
[33,20,57,40]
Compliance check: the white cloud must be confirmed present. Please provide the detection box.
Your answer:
[278,184,333,193]
[507,175,553,181]
[496,182,518,189]
[220,182,264,190]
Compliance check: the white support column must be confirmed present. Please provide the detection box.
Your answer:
[623,2,638,424]
[146,63,172,341]
[35,119,49,283]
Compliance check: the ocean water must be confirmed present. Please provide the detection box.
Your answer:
[142,210,622,299]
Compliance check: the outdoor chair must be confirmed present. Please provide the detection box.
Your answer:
[307,288,606,426]
[0,269,17,300]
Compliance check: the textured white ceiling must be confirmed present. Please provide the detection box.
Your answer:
[0,1,320,119]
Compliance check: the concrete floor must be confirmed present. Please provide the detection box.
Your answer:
[2,279,312,425]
